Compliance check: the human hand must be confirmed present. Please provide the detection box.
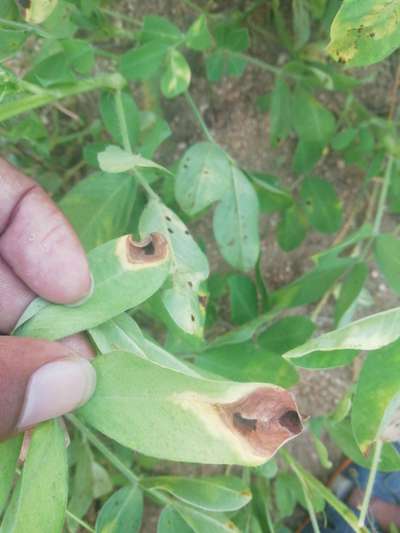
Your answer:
[0,158,96,441]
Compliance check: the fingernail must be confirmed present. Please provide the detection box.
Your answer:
[17,356,96,431]
[67,272,95,307]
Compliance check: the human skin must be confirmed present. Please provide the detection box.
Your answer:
[0,157,95,441]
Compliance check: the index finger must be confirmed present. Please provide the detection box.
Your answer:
[0,158,92,304]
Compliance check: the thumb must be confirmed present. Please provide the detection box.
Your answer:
[0,337,96,441]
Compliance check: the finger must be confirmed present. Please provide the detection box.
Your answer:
[0,256,35,333]
[0,337,96,441]
[0,158,92,304]
[61,333,95,359]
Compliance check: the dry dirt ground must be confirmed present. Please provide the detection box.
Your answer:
[113,1,400,530]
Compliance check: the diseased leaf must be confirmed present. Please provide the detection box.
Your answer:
[79,351,303,465]
[352,339,400,450]
[175,142,231,216]
[327,0,400,67]
[59,172,136,251]
[161,49,191,98]
[186,15,213,51]
[1,421,67,533]
[139,199,209,336]
[213,166,259,272]
[16,233,170,340]
[142,476,251,512]
[95,486,143,533]
[24,0,58,23]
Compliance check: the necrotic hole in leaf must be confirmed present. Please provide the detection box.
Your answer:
[216,387,303,458]
[125,233,168,265]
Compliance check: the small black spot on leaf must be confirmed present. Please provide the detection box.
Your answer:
[167,228,174,234]
[165,215,172,222]
[188,281,193,288]
[190,314,195,322]
[184,230,190,235]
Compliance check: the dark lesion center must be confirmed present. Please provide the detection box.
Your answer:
[233,412,258,432]
[125,233,168,264]
[279,410,302,434]
[142,240,155,255]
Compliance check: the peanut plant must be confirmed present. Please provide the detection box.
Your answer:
[1,0,400,532]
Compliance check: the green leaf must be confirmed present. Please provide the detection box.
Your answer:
[161,49,191,98]
[142,476,251,512]
[119,42,169,81]
[141,15,183,45]
[60,172,136,251]
[228,275,258,325]
[327,0,400,67]
[277,205,307,251]
[328,419,400,472]
[292,87,336,144]
[300,177,342,234]
[196,341,299,388]
[284,305,400,364]
[98,145,168,174]
[15,233,170,340]
[214,22,249,52]
[158,506,193,533]
[335,262,368,325]
[205,23,248,82]
[269,78,292,147]
[331,128,357,151]
[139,111,172,158]
[139,199,209,336]
[213,166,259,272]
[293,349,358,370]
[1,421,67,533]
[61,39,94,75]
[174,502,240,533]
[292,140,324,175]
[275,473,301,518]
[90,313,198,377]
[0,436,22,516]
[79,351,302,465]
[186,15,213,51]
[24,0,58,23]
[175,142,231,216]
[293,0,310,49]
[374,234,400,294]
[352,339,400,449]
[258,316,315,354]
[247,172,293,214]
[270,258,353,310]
[0,30,27,61]
[100,91,139,148]
[96,486,143,533]
[68,439,93,530]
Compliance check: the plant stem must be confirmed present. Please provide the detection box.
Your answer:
[101,7,142,26]
[280,450,368,532]
[373,156,394,236]
[358,439,383,528]
[0,16,52,37]
[114,89,160,200]
[184,91,215,144]
[65,510,95,533]
[0,73,126,122]
[230,51,281,75]
[66,414,138,485]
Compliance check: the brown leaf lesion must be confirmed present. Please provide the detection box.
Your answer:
[216,387,303,458]
[116,233,169,270]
